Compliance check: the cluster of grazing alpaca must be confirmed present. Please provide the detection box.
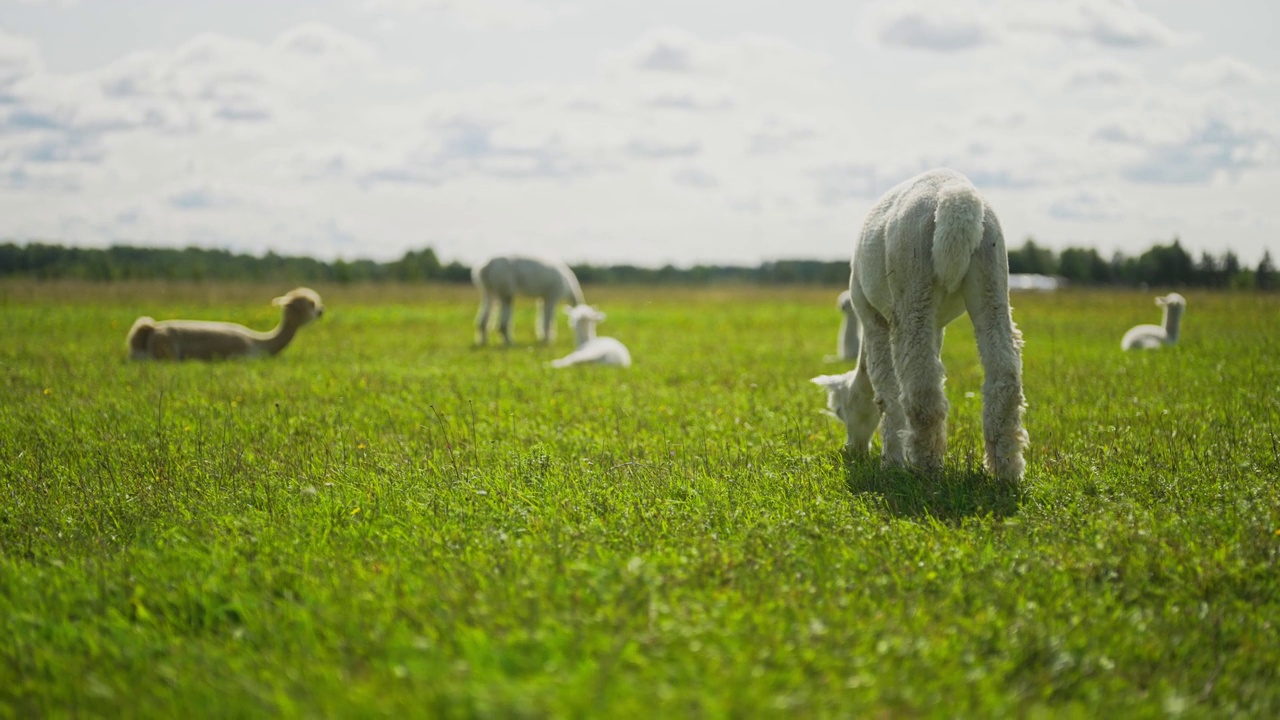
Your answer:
[1121,293,1186,350]
[473,254,585,346]
[812,168,1029,484]
[551,305,632,368]
[126,287,324,361]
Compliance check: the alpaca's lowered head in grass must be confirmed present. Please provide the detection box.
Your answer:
[812,371,881,451]
[127,287,324,361]
[1121,292,1185,350]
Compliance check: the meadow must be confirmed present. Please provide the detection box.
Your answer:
[1,279,1278,717]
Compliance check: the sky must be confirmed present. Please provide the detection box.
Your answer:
[0,0,1276,267]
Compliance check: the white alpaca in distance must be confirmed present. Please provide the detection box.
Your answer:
[835,290,860,361]
[812,168,1029,483]
[551,305,631,368]
[473,255,585,346]
[1121,293,1186,350]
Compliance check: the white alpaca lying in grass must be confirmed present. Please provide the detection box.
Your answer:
[473,255,585,345]
[812,168,1028,483]
[551,305,631,368]
[1121,293,1186,350]
[127,288,324,361]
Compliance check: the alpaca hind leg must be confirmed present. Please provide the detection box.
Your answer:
[892,290,948,473]
[964,278,1028,483]
[538,297,558,343]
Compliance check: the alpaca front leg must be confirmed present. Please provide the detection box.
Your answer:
[858,309,906,467]
[497,297,514,346]
[475,294,493,345]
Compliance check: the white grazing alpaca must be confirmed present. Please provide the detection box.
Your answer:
[473,255,585,346]
[126,288,324,361]
[811,168,1028,483]
[836,289,860,361]
[550,305,631,368]
[1121,293,1186,350]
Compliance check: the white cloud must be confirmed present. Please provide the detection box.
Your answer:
[1010,0,1188,48]
[354,0,567,29]
[1060,57,1143,90]
[1049,190,1125,220]
[0,29,42,92]
[1123,118,1274,184]
[867,2,996,52]
[868,0,1189,52]
[1175,56,1266,87]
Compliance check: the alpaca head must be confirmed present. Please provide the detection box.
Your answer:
[811,371,878,449]
[273,287,324,326]
[564,304,605,344]
[1158,292,1185,340]
[838,290,854,314]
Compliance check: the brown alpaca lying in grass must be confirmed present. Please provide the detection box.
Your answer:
[126,288,324,361]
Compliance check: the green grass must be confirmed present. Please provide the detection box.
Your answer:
[2,280,1278,717]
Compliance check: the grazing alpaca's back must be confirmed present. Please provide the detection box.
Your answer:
[1121,293,1185,350]
[812,168,1028,483]
[126,288,324,361]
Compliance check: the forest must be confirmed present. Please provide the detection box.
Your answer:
[0,238,1274,289]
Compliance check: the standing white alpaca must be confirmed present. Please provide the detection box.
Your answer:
[126,288,324,361]
[811,168,1028,483]
[550,305,631,368]
[1121,293,1186,350]
[835,290,860,361]
[473,255,585,346]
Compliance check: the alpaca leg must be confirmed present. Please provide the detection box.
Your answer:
[538,297,558,344]
[497,297,514,346]
[964,278,1028,483]
[475,293,494,345]
[892,289,948,473]
[857,307,906,466]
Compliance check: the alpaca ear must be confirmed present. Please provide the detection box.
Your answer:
[810,374,841,391]
[838,291,854,312]
[1156,296,1167,307]
[272,295,289,307]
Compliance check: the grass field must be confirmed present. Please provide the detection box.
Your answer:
[2,280,1278,717]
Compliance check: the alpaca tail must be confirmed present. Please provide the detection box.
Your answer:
[931,182,986,293]
[126,316,156,359]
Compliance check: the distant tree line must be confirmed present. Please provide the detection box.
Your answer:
[0,238,1274,289]
[1008,238,1276,290]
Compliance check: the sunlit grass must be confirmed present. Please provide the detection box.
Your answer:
[1,280,1278,717]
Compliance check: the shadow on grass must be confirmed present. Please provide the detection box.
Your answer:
[839,453,1023,522]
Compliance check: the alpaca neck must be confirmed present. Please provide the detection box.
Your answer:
[1163,305,1183,343]
[257,315,303,355]
[573,322,597,348]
